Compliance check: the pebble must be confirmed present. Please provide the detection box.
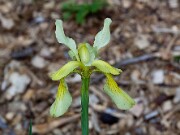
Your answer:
[0,13,14,29]
[151,70,164,84]
[173,87,180,103]
[31,55,48,69]
[6,72,31,100]
[135,35,150,50]
[40,47,52,58]
[177,121,180,130]
[144,110,159,120]
[168,0,179,8]
[129,103,143,117]
[89,94,99,107]
[5,112,15,121]
[162,100,173,112]
[122,0,132,8]
[8,102,27,112]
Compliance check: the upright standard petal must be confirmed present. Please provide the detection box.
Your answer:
[93,18,112,50]
[104,74,135,110]
[50,79,72,117]
[92,60,122,75]
[50,61,81,80]
[55,20,79,60]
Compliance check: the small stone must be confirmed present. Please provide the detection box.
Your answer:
[40,47,52,58]
[0,14,14,30]
[135,35,150,50]
[151,70,164,84]
[6,72,31,100]
[31,55,47,69]
[162,100,173,112]
[122,0,132,8]
[129,103,143,117]
[5,112,15,121]
[173,87,180,103]
[89,94,99,107]
[177,121,180,130]
[144,110,159,120]
[168,0,178,8]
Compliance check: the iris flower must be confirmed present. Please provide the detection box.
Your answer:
[50,18,135,130]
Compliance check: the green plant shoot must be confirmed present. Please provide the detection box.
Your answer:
[61,0,107,24]
[50,18,135,135]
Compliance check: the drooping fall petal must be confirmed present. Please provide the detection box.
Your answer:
[50,61,81,81]
[92,60,122,75]
[50,79,72,117]
[104,74,135,110]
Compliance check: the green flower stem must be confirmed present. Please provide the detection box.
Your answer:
[81,77,90,135]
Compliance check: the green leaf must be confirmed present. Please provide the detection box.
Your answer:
[28,119,32,135]
[55,20,79,60]
[50,61,81,81]
[50,79,72,117]
[76,9,89,24]
[104,74,135,110]
[92,60,122,75]
[93,18,112,50]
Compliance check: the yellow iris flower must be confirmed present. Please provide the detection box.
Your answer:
[50,18,135,117]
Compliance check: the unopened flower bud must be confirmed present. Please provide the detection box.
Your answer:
[78,43,90,64]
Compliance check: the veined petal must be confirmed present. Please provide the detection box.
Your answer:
[50,79,72,117]
[50,61,81,81]
[104,74,135,110]
[92,60,122,75]
[85,43,96,66]
[93,18,112,50]
[55,20,79,60]
[68,50,76,60]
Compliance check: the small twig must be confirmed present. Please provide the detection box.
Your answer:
[32,114,80,134]
[151,26,180,34]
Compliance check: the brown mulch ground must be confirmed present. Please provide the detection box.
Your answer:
[0,0,180,135]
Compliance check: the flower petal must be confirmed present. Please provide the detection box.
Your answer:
[50,61,81,81]
[55,20,79,60]
[92,60,122,75]
[50,79,72,117]
[104,74,135,110]
[93,18,112,50]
